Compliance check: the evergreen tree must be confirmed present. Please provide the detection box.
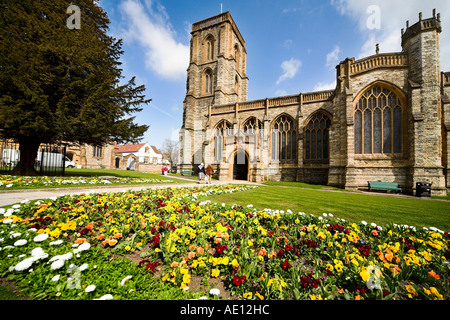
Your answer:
[0,0,150,175]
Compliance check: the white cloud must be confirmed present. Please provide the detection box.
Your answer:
[276,58,302,85]
[119,0,189,81]
[330,0,450,70]
[313,80,336,91]
[326,45,341,69]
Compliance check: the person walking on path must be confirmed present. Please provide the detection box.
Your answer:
[205,164,213,184]
[197,163,206,184]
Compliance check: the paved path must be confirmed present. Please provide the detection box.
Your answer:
[0,178,258,207]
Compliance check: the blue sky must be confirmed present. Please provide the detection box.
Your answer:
[97,0,450,150]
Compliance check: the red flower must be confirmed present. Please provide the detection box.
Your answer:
[285,244,292,252]
[216,245,224,254]
[277,249,284,258]
[232,275,246,286]
[281,259,291,271]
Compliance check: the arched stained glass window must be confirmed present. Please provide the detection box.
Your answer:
[271,115,296,162]
[305,112,331,161]
[354,85,403,155]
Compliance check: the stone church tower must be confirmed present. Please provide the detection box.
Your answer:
[179,9,449,196]
[179,12,248,170]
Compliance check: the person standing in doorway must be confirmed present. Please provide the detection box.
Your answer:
[197,163,206,184]
[205,164,213,184]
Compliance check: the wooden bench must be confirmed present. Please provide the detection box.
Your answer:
[368,181,402,193]
[181,170,194,176]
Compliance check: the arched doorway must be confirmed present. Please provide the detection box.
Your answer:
[233,150,248,180]
[115,157,120,169]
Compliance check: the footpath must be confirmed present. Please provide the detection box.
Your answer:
[0,176,258,207]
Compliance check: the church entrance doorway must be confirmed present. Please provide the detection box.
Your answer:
[233,150,248,180]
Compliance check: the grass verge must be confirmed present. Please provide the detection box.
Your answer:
[204,185,450,232]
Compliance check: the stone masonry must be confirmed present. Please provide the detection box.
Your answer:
[179,10,449,196]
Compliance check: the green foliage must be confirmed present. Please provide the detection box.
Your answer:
[0,0,150,174]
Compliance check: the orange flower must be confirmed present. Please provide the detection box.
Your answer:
[75,238,87,245]
[188,251,196,259]
[86,222,94,231]
[428,270,440,280]
[258,248,267,256]
[372,230,378,236]
[94,234,104,241]
[108,239,118,246]
[114,233,122,239]
[385,251,394,262]
[171,262,179,268]
[102,238,110,246]
[196,246,204,255]
[337,288,345,294]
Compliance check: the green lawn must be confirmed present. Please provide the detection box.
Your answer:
[204,185,450,232]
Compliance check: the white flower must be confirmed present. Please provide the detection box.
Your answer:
[6,183,13,188]
[51,259,65,270]
[34,234,49,242]
[361,221,367,225]
[120,275,132,286]
[28,228,37,232]
[77,242,91,252]
[11,204,20,209]
[2,219,13,224]
[329,213,333,217]
[11,232,21,238]
[49,240,63,246]
[79,263,89,271]
[371,223,377,227]
[14,239,27,246]
[14,257,34,271]
[209,288,220,296]
[49,252,73,263]
[323,213,328,217]
[31,247,45,257]
[85,285,96,293]
[51,275,60,282]
[94,294,113,300]
[198,296,208,300]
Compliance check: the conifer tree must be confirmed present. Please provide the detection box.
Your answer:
[0,0,150,175]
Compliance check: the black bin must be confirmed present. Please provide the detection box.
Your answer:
[416,182,432,197]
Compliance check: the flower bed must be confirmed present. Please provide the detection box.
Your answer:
[0,184,449,300]
[0,174,173,189]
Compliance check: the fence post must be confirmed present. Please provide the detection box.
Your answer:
[62,144,66,176]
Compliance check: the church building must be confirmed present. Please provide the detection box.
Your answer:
[178,10,449,196]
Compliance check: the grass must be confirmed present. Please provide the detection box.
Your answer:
[204,185,450,232]
[262,180,350,191]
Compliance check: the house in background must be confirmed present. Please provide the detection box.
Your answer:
[63,141,164,172]
[114,142,163,171]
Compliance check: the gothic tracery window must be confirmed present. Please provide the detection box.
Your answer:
[354,85,403,155]
[204,69,213,94]
[206,36,215,61]
[214,120,232,163]
[271,115,297,162]
[305,112,331,161]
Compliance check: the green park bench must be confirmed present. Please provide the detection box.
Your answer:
[368,181,402,193]
[181,170,194,176]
